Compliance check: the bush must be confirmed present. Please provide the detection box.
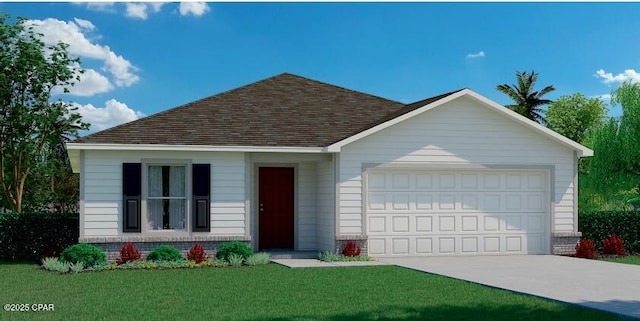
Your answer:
[575,238,598,259]
[341,240,361,257]
[187,243,207,264]
[227,253,244,267]
[69,262,85,273]
[0,212,78,262]
[602,233,627,256]
[215,241,252,261]
[147,245,183,261]
[318,251,341,262]
[116,242,141,265]
[41,257,70,273]
[246,252,270,266]
[60,243,106,267]
[579,211,640,253]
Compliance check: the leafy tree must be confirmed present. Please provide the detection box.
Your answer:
[0,14,89,213]
[497,70,555,124]
[546,93,608,143]
[585,82,640,207]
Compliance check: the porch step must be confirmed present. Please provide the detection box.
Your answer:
[268,251,318,259]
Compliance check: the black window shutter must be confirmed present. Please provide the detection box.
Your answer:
[122,163,142,232]
[192,164,211,232]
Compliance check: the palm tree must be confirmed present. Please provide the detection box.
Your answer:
[496,70,555,124]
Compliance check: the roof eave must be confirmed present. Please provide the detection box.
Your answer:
[66,143,328,153]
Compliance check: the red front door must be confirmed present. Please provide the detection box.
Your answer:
[259,167,294,250]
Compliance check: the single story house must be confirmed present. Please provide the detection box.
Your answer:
[66,73,592,259]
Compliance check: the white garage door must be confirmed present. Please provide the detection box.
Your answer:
[366,170,549,256]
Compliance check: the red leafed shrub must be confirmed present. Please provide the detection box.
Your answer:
[117,242,141,265]
[602,233,627,256]
[575,238,597,259]
[341,240,361,257]
[187,243,208,264]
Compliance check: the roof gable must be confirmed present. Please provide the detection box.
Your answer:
[327,89,593,157]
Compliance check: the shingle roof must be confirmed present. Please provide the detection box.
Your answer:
[75,73,460,147]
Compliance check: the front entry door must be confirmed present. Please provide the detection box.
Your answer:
[259,167,294,250]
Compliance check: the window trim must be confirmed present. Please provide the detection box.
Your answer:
[141,159,192,236]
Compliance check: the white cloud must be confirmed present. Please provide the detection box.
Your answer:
[179,2,210,16]
[73,18,95,31]
[595,69,640,84]
[73,99,146,131]
[77,2,116,13]
[54,68,113,96]
[594,94,612,103]
[125,2,166,20]
[26,18,139,92]
[125,3,149,19]
[466,51,485,59]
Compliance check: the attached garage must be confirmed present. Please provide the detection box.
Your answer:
[330,90,593,257]
[365,169,550,256]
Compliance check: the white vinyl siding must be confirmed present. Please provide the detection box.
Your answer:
[315,157,336,252]
[338,96,576,237]
[298,162,317,250]
[81,150,246,237]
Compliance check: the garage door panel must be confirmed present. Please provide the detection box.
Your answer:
[416,216,433,232]
[438,216,456,231]
[484,237,501,253]
[416,174,433,189]
[416,237,433,254]
[392,194,410,210]
[461,216,479,231]
[392,216,410,232]
[368,216,386,233]
[437,195,456,210]
[462,237,479,253]
[368,238,386,255]
[392,238,410,254]
[438,237,456,254]
[392,174,410,189]
[366,170,550,256]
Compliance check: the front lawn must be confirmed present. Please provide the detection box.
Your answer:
[601,255,640,266]
[0,263,621,321]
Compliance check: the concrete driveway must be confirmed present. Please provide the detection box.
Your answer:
[380,255,640,319]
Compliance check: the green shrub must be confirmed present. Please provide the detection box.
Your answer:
[147,245,183,261]
[579,211,640,253]
[69,262,85,273]
[318,251,341,262]
[246,252,270,266]
[60,243,106,267]
[227,253,244,267]
[0,212,78,262]
[41,257,73,273]
[42,257,63,271]
[215,241,252,261]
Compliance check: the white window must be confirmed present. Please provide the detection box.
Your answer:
[147,165,187,231]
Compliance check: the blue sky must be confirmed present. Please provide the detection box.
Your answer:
[1,2,638,133]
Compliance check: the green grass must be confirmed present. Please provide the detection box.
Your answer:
[0,263,622,321]
[601,255,640,266]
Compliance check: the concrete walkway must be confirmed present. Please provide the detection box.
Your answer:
[271,258,388,268]
[380,255,640,319]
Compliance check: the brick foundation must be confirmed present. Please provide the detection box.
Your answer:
[552,232,581,255]
[336,235,368,256]
[80,236,251,262]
